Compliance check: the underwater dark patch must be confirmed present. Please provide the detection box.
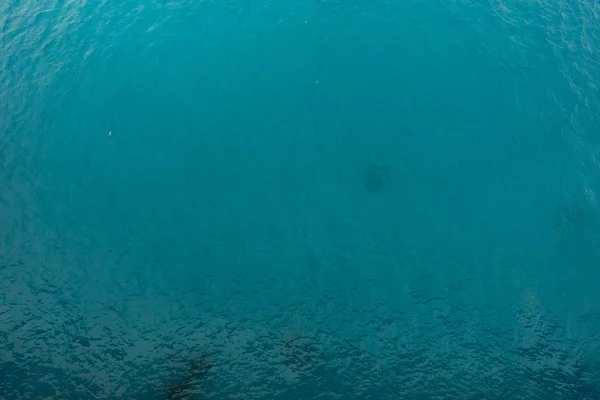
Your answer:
[362,162,391,194]
[553,203,586,242]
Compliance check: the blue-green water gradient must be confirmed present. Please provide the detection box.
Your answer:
[1,0,600,398]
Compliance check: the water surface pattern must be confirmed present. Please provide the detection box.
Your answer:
[1,0,600,398]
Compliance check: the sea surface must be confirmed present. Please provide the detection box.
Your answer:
[1,0,600,398]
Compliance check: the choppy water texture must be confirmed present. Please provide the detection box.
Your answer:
[1,0,600,398]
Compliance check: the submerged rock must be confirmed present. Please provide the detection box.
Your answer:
[280,333,319,375]
[165,356,212,400]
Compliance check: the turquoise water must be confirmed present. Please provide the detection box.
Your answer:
[1,0,600,398]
